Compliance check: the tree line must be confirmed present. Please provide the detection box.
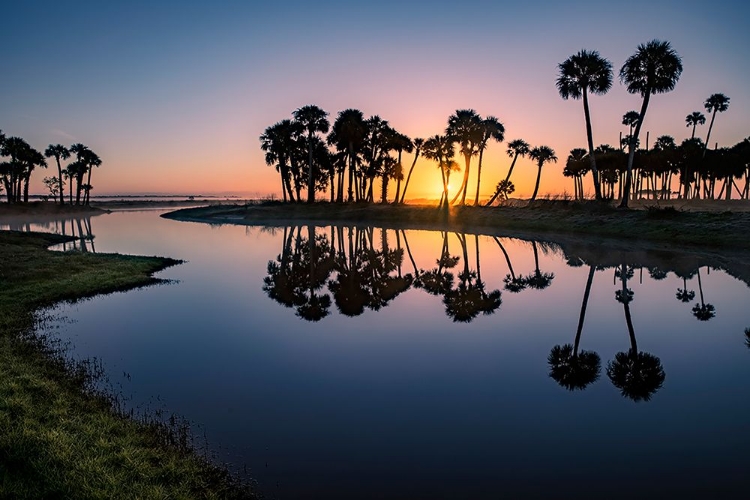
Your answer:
[261,39,745,206]
[0,130,102,205]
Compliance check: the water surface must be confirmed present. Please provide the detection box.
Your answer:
[8,209,750,499]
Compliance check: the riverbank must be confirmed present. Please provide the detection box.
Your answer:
[0,230,255,499]
[163,200,750,251]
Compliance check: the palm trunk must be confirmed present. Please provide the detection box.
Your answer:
[530,164,542,201]
[582,90,602,200]
[450,152,472,206]
[56,158,65,205]
[307,132,314,203]
[474,146,485,205]
[347,144,354,202]
[85,165,93,205]
[620,91,651,208]
[703,110,717,158]
[394,151,402,204]
[400,149,421,204]
[621,265,638,354]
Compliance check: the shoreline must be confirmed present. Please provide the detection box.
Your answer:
[162,201,750,251]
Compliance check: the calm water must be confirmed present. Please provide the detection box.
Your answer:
[6,210,750,499]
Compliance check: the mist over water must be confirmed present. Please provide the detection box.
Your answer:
[14,209,750,499]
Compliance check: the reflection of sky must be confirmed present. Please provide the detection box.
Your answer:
[2,0,749,199]
[24,210,750,498]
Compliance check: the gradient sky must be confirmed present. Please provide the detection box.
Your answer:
[2,0,749,199]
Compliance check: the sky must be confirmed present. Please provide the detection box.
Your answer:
[1,0,749,199]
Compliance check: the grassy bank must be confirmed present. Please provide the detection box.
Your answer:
[163,200,750,250]
[0,231,255,499]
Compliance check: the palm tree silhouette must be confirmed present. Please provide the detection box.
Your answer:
[399,138,424,204]
[528,146,557,201]
[685,111,706,140]
[485,139,529,206]
[446,109,483,205]
[415,232,458,296]
[607,263,666,402]
[44,145,70,205]
[675,275,695,303]
[328,109,366,202]
[557,50,613,200]
[691,267,716,321]
[548,265,600,390]
[703,93,730,156]
[390,132,413,204]
[474,116,505,205]
[423,135,457,208]
[261,120,301,202]
[618,40,683,208]
[293,105,330,203]
[622,111,640,138]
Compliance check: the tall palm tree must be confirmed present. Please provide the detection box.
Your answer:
[528,146,557,201]
[685,111,706,140]
[703,93,730,156]
[618,40,683,208]
[83,149,101,205]
[293,105,330,203]
[399,138,424,204]
[446,109,483,205]
[22,147,47,203]
[524,241,555,290]
[486,139,530,206]
[474,116,505,205]
[548,265,600,391]
[44,144,70,205]
[328,109,365,202]
[390,132,413,204]
[556,50,613,200]
[422,135,456,208]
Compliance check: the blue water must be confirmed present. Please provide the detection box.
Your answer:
[10,209,750,499]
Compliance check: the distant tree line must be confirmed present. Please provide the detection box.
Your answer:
[0,131,102,205]
[261,39,746,206]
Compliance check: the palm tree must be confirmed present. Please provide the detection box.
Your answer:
[675,275,695,303]
[485,139,529,206]
[685,111,706,140]
[446,109,483,205]
[21,147,47,203]
[548,265,601,391]
[474,116,505,205]
[622,111,640,138]
[703,93,730,156]
[390,132,413,204]
[556,50,613,200]
[293,105,330,203]
[607,263,666,402]
[524,241,555,290]
[399,138,424,204]
[328,109,366,202]
[44,144,70,205]
[619,40,683,208]
[83,149,101,205]
[422,135,456,208]
[528,146,557,201]
[260,120,300,202]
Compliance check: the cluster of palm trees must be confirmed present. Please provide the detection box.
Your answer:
[261,106,558,206]
[0,130,101,205]
[557,41,744,203]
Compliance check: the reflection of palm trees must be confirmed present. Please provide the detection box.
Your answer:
[607,263,666,402]
[442,233,501,322]
[493,237,527,293]
[675,275,695,303]
[691,267,716,321]
[524,241,555,290]
[548,265,601,390]
[415,231,458,296]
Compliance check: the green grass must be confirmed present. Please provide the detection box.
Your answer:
[164,201,750,250]
[0,230,255,499]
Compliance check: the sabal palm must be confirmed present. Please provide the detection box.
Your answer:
[446,109,483,205]
[83,150,101,205]
[399,138,424,204]
[328,109,366,202]
[622,110,640,137]
[390,132,413,203]
[293,105,330,203]
[618,39,683,208]
[486,139,529,206]
[685,111,706,140]
[692,267,716,321]
[474,116,505,205]
[423,135,456,207]
[44,144,70,205]
[528,146,557,201]
[703,93,730,155]
[261,120,301,202]
[557,50,613,200]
